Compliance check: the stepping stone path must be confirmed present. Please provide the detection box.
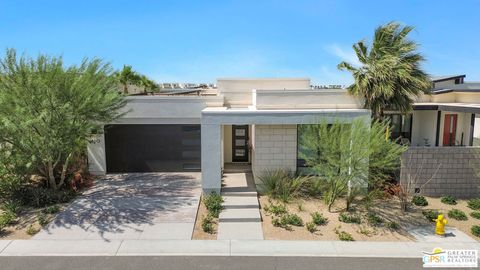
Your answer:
[217,171,264,240]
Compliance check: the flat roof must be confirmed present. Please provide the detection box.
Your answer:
[414,102,480,113]
[431,82,480,94]
[431,75,466,82]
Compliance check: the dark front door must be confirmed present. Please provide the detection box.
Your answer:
[104,124,201,172]
[232,125,249,162]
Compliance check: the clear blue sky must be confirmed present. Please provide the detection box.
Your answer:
[1,0,479,85]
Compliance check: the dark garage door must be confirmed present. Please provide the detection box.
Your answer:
[104,124,201,173]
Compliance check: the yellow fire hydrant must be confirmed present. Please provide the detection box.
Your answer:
[435,214,447,236]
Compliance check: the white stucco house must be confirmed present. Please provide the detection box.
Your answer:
[87,76,480,195]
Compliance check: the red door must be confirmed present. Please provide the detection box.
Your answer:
[443,114,458,146]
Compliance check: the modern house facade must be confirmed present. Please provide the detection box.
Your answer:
[87,78,370,193]
[87,76,480,196]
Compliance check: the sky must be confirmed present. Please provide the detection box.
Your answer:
[0,0,479,85]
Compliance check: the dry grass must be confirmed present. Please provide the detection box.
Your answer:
[260,195,480,241]
[192,195,217,240]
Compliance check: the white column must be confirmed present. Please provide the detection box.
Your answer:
[201,123,222,194]
[87,133,106,175]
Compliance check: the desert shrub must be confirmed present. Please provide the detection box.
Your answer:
[422,209,440,222]
[335,230,354,241]
[338,212,361,224]
[201,215,214,234]
[42,205,61,215]
[203,192,223,218]
[26,224,39,236]
[281,214,303,227]
[470,211,480,220]
[1,200,21,214]
[310,212,328,226]
[258,170,306,202]
[0,211,16,230]
[13,186,76,207]
[467,198,480,210]
[266,203,287,216]
[358,225,374,236]
[440,195,457,205]
[412,195,428,206]
[37,213,49,226]
[386,221,399,230]
[472,225,480,237]
[367,213,384,226]
[297,203,305,212]
[306,222,316,233]
[272,218,282,227]
[448,209,468,221]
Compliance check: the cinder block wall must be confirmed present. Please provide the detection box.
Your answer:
[252,125,297,184]
[400,147,480,198]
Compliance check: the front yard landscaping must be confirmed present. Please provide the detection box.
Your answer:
[192,193,223,240]
[259,195,480,241]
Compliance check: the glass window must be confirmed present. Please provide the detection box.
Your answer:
[386,114,412,143]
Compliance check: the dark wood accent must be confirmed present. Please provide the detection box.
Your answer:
[435,111,441,146]
[470,114,475,146]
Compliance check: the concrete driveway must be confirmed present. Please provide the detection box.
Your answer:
[34,173,201,241]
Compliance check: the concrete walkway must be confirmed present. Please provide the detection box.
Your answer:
[217,169,263,240]
[34,173,201,241]
[0,239,477,257]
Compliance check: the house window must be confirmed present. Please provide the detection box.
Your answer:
[385,114,412,143]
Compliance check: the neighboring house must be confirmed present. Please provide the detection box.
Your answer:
[88,77,480,197]
[387,75,480,147]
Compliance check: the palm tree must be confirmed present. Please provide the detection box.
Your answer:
[140,75,159,94]
[117,65,142,94]
[338,22,431,120]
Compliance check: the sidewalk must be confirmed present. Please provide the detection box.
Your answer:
[0,239,477,257]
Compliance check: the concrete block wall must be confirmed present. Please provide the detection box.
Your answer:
[252,125,297,184]
[400,147,480,198]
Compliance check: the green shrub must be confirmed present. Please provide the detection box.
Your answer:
[1,200,21,214]
[297,203,305,212]
[470,211,480,220]
[266,203,287,216]
[440,195,457,205]
[306,222,316,233]
[338,212,361,224]
[258,170,307,202]
[447,209,468,221]
[0,211,16,229]
[203,192,223,218]
[37,213,49,226]
[367,213,384,226]
[386,221,400,230]
[201,215,214,234]
[422,209,440,222]
[412,195,428,206]
[281,214,303,227]
[42,205,61,215]
[272,218,282,227]
[26,224,39,236]
[310,212,328,226]
[336,230,354,241]
[472,225,480,237]
[467,198,480,210]
[13,187,76,207]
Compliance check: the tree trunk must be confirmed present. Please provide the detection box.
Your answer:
[47,161,57,190]
[123,83,128,94]
[59,153,73,188]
